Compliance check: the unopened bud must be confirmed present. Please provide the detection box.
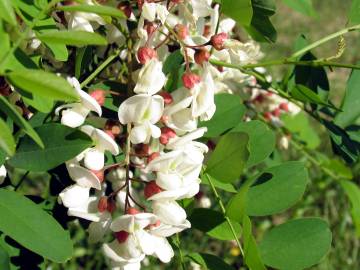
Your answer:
[144,21,156,36]
[159,127,176,145]
[144,181,163,198]
[210,32,228,50]
[137,46,157,65]
[174,24,189,40]
[107,198,116,213]
[126,207,140,215]
[263,112,272,121]
[90,89,106,106]
[182,72,201,89]
[115,230,129,243]
[271,108,281,117]
[147,152,160,163]
[158,92,173,105]
[98,196,108,212]
[194,49,210,66]
[279,102,289,112]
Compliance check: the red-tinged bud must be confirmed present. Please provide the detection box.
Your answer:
[144,21,157,36]
[98,196,108,212]
[115,230,129,243]
[90,89,106,106]
[144,181,163,198]
[265,92,273,97]
[91,170,105,183]
[147,152,160,163]
[254,94,265,103]
[107,199,116,213]
[147,219,161,229]
[174,24,189,40]
[194,49,210,66]
[117,2,132,18]
[126,207,140,215]
[158,92,173,105]
[279,102,289,112]
[272,108,281,117]
[217,65,224,72]
[161,127,176,138]
[159,135,169,145]
[263,112,272,121]
[135,143,150,156]
[182,72,201,89]
[210,32,228,51]
[137,46,157,65]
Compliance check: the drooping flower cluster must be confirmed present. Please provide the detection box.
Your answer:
[50,0,273,269]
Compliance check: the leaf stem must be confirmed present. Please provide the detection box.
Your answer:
[80,50,120,88]
[205,173,245,256]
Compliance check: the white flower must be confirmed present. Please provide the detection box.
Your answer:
[118,94,164,144]
[65,0,105,32]
[80,125,120,171]
[66,160,102,190]
[141,2,169,24]
[149,220,191,238]
[58,184,90,209]
[56,77,102,128]
[224,40,263,65]
[152,200,187,226]
[0,165,6,185]
[134,59,166,95]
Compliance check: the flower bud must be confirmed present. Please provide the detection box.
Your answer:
[115,230,129,243]
[174,24,189,40]
[144,181,163,198]
[135,143,150,156]
[117,2,132,18]
[107,198,116,213]
[271,108,281,117]
[194,49,210,66]
[279,102,289,112]
[158,92,173,105]
[144,21,156,36]
[90,89,106,106]
[147,152,160,163]
[147,219,161,229]
[98,196,108,212]
[91,169,104,183]
[182,72,201,89]
[137,46,157,65]
[210,32,228,50]
[263,112,272,121]
[126,207,140,215]
[159,127,176,145]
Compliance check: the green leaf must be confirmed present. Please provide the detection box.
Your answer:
[8,123,93,171]
[0,0,16,26]
[282,112,320,149]
[0,96,44,148]
[206,132,249,183]
[340,180,360,236]
[200,94,246,138]
[259,218,332,270]
[349,0,360,24]
[16,87,54,113]
[163,50,183,75]
[232,120,275,167]
[335,67,360,128]
[0,189,73,262]
[58,4,125,18]
[75,46,93,78]
[281,0,317,17]
[243,216,266,270]
[0,244,10,270]
[246,161,308,216]
[189,208,241,240]
[0,118,15,156]
[222,0,253,26]
[36,31,108,46]
[7,69,80,102]
[187,253,234,270]
[201,174,237,193]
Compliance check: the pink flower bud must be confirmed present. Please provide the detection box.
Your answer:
[115,231,129,243]
[91,169,104,183]
[210,32,228,50]
[144,181,163,198]
[182,72,201,89]
[137,46,157,65]
[126,207,140,215]
[174,24,189,40]
[279,102,289,112]
[159,127,176,145]
[194,49,210,66]
[272,108,281,117]
[97,196,108,212]
[144,21,156,36]
[147,152,160,163]
[158,92,173,105]
[263,112,272,121]
[107,199,116,213]
[90,89,105,106]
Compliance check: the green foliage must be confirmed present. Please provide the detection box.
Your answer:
[222,0,253,26]
[340,181,360,236]
[206,132,249,183]
[0,189,73,262]
[200,94,246,138]
[36,31,108,46]
[232,120,275,167]
[9,124,93,171]
[0,0,16,26]
[281,0,317,17]
[349,0,360,24]
[0,118,15,156]
[259,218,332,270]
[58,4,125,19]
[187,253,234,270]
[0,245,10,270]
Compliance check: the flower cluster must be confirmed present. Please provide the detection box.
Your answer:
[50,0,270,269]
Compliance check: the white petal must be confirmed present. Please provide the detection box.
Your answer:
[135,230,156,255]
[167,127,207,149]
[78,89,102,116]
[150,220,191,237]
[156,172,182,190]
[59,184,90,208]
[153,236,174,263]
[94,128,120,155]
[134,59,166,96]
[118,94,152,124]
[152,201,187,225]
[61,105,89,128]
[0,165,6,185]
[142,3,157,21]
[66,162,101,190]
[88,216,112,243]
[130,124,150,144]
[84,148,105,171]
